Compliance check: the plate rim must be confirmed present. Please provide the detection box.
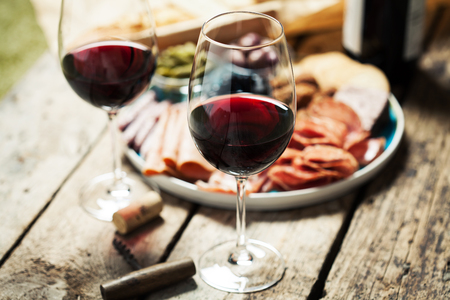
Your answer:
[126,93,404,210]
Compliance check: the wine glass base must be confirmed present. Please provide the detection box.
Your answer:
[79,172,147,221]
[199,239,286,293]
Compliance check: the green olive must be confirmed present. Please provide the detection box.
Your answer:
[156,42,196,78]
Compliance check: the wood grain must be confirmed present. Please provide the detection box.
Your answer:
[322,68,450,298]
[2,3,450,299]
[144,196,354,299]
[0,131,195,299]
[0,52,106,262]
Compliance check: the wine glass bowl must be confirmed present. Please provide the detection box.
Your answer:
[188,11,296,292]
[58,0,158,110]
[58,0,158,221]
[189,93,294,176]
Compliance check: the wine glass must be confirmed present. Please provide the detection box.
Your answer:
[58,0,158,221]
[188,11,296,292]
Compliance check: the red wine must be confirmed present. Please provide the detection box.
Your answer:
[189,94,294,176]
[62,41,156,109]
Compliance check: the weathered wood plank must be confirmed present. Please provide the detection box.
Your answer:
[322,70,450,299]
[395,72,450,298]
[0,52,106,262]
[143,195,353,299]
[0,131,195,299]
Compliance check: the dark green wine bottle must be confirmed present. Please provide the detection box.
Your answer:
[342,0,426,86]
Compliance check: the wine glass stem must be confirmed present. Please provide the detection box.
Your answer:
[235,176,248,248]
[108,110,123,185]
[228,176,253,265]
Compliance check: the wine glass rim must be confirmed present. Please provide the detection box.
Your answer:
[201,11,285,50]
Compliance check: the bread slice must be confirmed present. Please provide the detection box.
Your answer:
[294,52,391,134]
[294,52,390,92]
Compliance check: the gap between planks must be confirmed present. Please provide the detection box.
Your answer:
[157,202,200,264]
[306,185,370,300]
[0,125,108,269]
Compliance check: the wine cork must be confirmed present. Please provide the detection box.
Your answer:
[100,257,196,300]
[112,191,163,234]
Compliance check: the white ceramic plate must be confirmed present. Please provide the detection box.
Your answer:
[126,94,404,211]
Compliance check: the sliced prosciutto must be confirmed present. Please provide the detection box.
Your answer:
[117,90,156,130]
[177,109,215,182]
[161,103,185,169]
[142,106,173,176]
[133,100,170,150]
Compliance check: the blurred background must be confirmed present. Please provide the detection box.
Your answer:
[0,0,269,98]
[0,0,46,98]
[1,0,449,100]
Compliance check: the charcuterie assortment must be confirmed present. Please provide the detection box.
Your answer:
[119,51,392,194]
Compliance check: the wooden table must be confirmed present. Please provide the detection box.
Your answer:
[1,4,449,299]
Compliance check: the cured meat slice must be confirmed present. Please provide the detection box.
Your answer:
[307,97,362,132]
[195,170,266,194]
[195,171,236,194]
[177,113,215,182]
[275,148,304,165]
[348,137,386,166]
[161,103,185,169]
[121,102,155,147]
[257,177,279,193]
[196,145,360,194]
[344,130,371,150]
[334,85,390,133]
[142,106,172,176]
[121,97,170,150]
[267,145,359,190]
[267,165,334,190]
[247,169,272,193]
[140,103,172,158]
[118,90,157,130]
[291,110,348,149]
[307,98,370,150]
[134,100,170,150]
[301,145,359,178]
